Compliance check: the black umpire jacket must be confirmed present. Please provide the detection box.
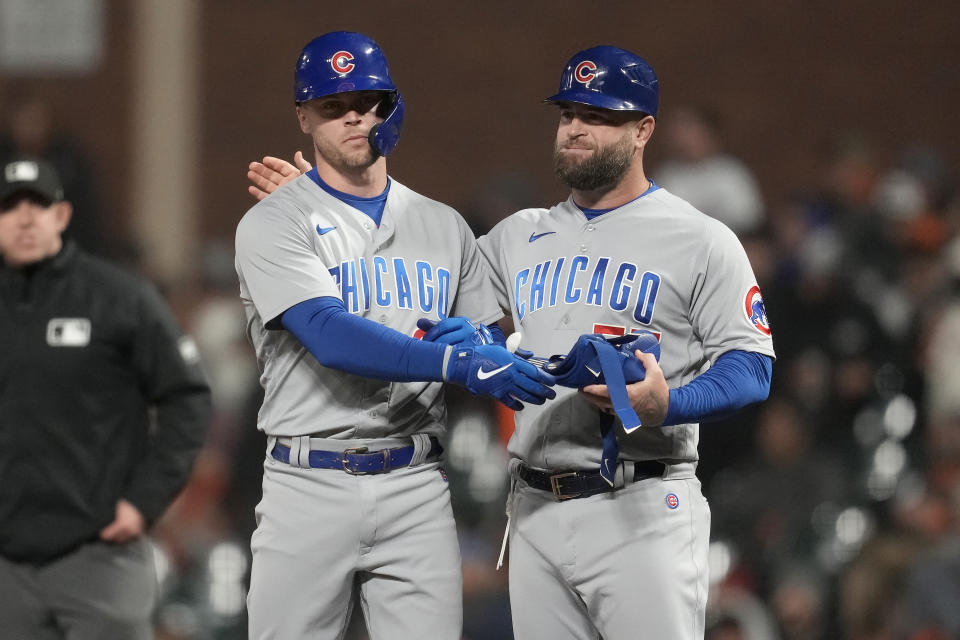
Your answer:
[0,241,212,564]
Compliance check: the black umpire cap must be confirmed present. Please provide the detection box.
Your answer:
[0,157,65,206]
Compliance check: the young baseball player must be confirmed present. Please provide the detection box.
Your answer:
[245,44,774,640]
[234,32,554,640]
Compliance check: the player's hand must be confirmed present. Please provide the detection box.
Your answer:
[444,344,556,410]
[581,351,669,426]
[99,499,147,543]
[417,317,493,347]
[247,152,313,200]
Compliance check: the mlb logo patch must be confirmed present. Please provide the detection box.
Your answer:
[46,318,91,347]
[665,493,680,510]
[5,160,39,182]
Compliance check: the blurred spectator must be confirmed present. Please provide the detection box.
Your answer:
[709,397,854,595]
[654,104,765,234]
[0,93,109,255]
[769,565,829,640]
[761,211,890,450]
[919,237,960,422]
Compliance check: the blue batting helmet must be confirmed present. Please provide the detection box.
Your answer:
[294,31,404,156]
[544,46,659,117]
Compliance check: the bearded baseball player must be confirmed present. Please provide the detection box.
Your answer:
[235,32,554,639]
[474,46,776,639]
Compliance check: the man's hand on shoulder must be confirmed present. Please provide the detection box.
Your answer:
[247,151,313,201]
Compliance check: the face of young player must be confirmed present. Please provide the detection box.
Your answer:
[297,90,388,174]
[0,194,71,268]
[553,102,652,191]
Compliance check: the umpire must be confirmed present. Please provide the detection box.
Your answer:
[0,156,212,639]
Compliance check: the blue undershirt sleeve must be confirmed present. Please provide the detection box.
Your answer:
[280,297,449,382]
[662,350,772,426]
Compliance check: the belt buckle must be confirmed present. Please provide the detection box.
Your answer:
[549,472,581,500]
[342,447,370,475]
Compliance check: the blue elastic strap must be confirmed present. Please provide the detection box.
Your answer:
[663,350,772,425]
[589,339,641,485]
[488,322,507,347]
[281,297,447,381]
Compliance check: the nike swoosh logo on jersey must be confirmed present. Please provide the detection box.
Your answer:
[528,231,556,242]
[586,365,601,378]
[316,225,337,236]
[477,362,513,380]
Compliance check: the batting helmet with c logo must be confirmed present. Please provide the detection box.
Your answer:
[294,31,405,156]
[545,45,659,116]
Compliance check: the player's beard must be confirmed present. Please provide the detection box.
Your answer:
[314,135,378,172]
[554,134,634,191]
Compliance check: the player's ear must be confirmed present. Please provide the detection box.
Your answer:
[296,105,311,134]
[636,115,655,149]
[53,201,73,233]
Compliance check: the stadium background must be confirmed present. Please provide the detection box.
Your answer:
[2,1,959,638]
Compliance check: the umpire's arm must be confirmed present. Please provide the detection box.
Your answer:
[124,281,213,525]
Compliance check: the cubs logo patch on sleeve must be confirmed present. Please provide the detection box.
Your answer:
[744,285,771,335]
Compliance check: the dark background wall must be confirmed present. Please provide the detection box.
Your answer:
[188,0,960,240]
[3,0,957,247]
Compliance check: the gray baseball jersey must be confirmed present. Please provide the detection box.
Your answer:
[478,187,776,470]
[482,186,774,640]
[237,173,499,640]
[235,174,501,439]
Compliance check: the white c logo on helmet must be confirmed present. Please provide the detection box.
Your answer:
[574,60,598,84]
[331,50,355,74]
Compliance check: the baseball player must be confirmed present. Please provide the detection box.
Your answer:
[234,32,554,639]
[475,46,776,639]
[244,45,775,640]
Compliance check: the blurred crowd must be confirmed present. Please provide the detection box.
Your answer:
[5,98,959,640]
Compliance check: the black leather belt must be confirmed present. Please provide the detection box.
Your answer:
[518,460,666,500]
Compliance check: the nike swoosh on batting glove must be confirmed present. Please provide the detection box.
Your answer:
[417,317,494,347]
[443,344,556,410]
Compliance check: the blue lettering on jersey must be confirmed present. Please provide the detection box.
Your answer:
[549,257,565,307]
[393,258,413,310]
[373,256,391,307]
[416,261,433,313]
[586,257,609,306]
[564,256,589,303]
[514,256,662,326]
[530,262,549,313]
[515,268,530,321]
[610,262,636,311]
[633,271,660,325]
[436,269,450,320]
[331,256,451,319]
[358,257,371,311]
[342,260,359,312]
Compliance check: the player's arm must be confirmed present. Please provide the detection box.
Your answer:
[122,279,212,530]
[581,349,772,427]
[247,152,311,200]
[280,297,554,410]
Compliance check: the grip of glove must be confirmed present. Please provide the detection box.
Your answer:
[443,344,556,410]
[417,317,493,347]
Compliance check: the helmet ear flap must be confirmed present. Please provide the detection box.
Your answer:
[369,92,404,157]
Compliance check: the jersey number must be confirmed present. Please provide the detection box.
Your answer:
[592,323,661,341]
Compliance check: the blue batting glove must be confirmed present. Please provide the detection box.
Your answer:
[444,344,556,410]
[417,317,493,347]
